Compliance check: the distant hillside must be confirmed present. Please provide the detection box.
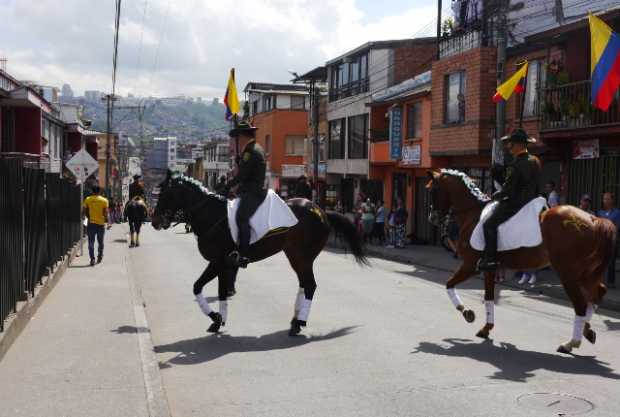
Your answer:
[62,96,231,141]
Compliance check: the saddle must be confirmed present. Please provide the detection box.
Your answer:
[227,189,298,245]
[470,196,548,252]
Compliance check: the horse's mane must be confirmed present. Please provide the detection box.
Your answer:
[440,169,491,204]
[172,175,227,203]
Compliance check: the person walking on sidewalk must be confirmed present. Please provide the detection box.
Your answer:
[394,199,408,248]
[372,201,386,245]
[579,194,595,215]
[83,185,109,266]
[597,192,620,288]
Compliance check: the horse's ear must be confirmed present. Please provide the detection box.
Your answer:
[426,170,440,180]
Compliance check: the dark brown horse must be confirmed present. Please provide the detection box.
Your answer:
[427,169,617,353]
[151,173,368,336]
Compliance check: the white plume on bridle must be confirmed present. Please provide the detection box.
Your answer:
[440,169,491,204]
[166,174,227,202]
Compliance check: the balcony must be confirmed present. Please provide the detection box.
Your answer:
[439,29,493,59]
[328,78,370,102]
[540,80,620,132]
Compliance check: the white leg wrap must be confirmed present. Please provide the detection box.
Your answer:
[585,303,595,322]
[572,315,586,342]
[294,288,305,316]
[484,301,495,324]
[447,288,463,309]
[195,294,212,316]
[219,300,228,323]
[297,298,312,322]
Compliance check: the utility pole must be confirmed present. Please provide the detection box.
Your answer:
[103,94,118,198]
[312,80,320,204]
[436,0,442,59]
[494,0,508,166]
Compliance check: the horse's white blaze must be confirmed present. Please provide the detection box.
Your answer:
[293,288,304,316]
[572,314,587,342]
[484,300,494,324]
[219,300,228,323]
[195,294,212,316]
[447,288,463,309]
[298,298,312,322]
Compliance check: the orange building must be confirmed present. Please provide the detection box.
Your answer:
[369,71,447,243]
[244,82,310,196]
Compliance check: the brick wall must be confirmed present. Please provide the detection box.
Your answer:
[429,47,497,156]
[393,42,436,84]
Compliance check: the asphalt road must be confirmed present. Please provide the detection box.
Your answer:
[131,226,620,417]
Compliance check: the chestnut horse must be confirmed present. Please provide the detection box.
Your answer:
[427,169,617,353]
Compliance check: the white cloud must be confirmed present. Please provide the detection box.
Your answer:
[1,0,438,98]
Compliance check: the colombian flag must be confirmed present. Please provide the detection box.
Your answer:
[224,68,240,121]
[493,61,528,103]
[589,13,620,111]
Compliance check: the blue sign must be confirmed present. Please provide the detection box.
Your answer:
[389,106,402,160]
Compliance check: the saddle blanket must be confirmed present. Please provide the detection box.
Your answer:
[470,196,547,252]
[228,189,298,245]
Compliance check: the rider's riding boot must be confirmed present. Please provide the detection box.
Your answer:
[478,227,499,271]
[229,222,251,268]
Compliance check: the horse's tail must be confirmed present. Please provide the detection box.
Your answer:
[326,211,369,266]
[585,217,617,302]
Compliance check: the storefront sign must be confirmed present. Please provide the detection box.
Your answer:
[389,106,402,160]
[282,164,306,178]
[572,139,599,160]
[401,144,421,166]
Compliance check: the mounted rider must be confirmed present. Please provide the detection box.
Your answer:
[478,128,541,271]
[129,174,146,201]
[225,121,267,268]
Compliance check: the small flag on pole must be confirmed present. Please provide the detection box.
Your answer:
[224,68,240,121]
[493,61,528,103]
[589,13,620,111]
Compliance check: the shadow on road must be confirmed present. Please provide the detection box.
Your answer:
[110,325,151,334]
[154,326,357,367]
[113,238,128,243]
[603,319,620,331]
[411,338,620,382]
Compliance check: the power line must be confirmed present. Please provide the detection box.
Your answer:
[112,0,122,96]
[134,0,150,95]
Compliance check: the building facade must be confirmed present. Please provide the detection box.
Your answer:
[203,139,230,189]
[325,38,436,212]
[244,82,310,196]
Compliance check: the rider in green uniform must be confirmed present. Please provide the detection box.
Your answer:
[478,128,541,271]
[226,122,267,268]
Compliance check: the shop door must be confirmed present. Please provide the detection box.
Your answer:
[341,178,354,212]
[392,173,407,207]
[414,177,438,244]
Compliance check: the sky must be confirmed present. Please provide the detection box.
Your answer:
[0,0,440,99]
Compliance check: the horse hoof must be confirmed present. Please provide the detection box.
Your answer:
[207,323,221,333]
[476,329,489,339]
[584,329,596,344]
[557,345,571,354]
[207,312,223,333]
[289,318,303,337]
[462,309,476,323]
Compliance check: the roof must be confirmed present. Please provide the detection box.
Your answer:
[507,0,620,46]
[326,37,436,66]
[293,66,327,82]
[244,82,308,94]
[371,71,431,104]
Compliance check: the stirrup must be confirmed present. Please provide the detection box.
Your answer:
[477,258,499,272]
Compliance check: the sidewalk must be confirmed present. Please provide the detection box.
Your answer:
[334,238,620,312]
[0,226,169,417]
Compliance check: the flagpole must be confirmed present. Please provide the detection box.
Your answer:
[518,60,528,128]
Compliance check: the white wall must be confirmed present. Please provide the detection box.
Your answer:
[276,94,291,109]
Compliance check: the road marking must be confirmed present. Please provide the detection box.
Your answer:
[124,253,172,417]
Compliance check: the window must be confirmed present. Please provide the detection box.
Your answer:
[348,114,368,159]
[291,95,305,110]
[328,119,345,159]
[523,59,546,117]
[265,134,272,155]
[445,71,466,124]
[285,135,305,156]
[252,100,258,115]
[329,53,370,101]
[262,95,274,112]
[407,102,422,139]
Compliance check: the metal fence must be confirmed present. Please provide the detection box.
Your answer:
[0,158,81,332]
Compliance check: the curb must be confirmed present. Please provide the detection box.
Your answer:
[345,243,620,313]
[0,240,82,363]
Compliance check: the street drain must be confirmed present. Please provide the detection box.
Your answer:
[517,393,594,415]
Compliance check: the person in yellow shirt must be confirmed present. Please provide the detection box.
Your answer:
[83,185,109,266]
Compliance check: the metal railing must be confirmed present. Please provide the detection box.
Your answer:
[0,158,81,332]
[540,80,620,131]
[439,29,486,59]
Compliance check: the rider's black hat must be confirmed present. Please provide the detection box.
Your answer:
[133,174,142,180]
[500,128,536,144]
[229,121,258,137]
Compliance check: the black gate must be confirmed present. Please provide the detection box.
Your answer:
[0,158,81,332]
[414,176,438,244]
[568,156,620,210]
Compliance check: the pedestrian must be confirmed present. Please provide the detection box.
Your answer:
[294,175,313,200]
[372,201,386,245]
[386,206,396,248]
[579,194,595,215]
[545,181,560,207]
[361,198,375,243]
[597,192,620,288]
[335,199,344,214]
[83,185,109,266]
[394,199,408,248]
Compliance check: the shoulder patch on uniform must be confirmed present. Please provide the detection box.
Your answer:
[243,152,251,161]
